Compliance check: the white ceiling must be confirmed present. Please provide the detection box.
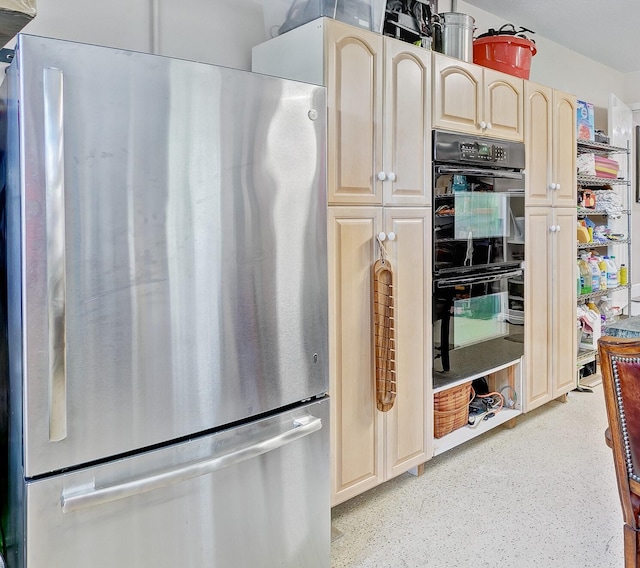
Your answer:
[461,0,640,73]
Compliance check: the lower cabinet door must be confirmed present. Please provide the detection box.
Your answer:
[524,208,554,411]
[383,208,431,478]
[328,206,384,505]
[551,208,577,396]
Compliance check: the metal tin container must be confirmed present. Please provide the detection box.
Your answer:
[433,12,475,62]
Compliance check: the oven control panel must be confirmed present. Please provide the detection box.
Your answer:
[432,130,525,170]
[460,141,508,163]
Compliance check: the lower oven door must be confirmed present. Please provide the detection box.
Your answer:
[433,269,524,388]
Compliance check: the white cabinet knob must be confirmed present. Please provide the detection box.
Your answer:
[556,183,561,190]
[378,231,396,242]
[555,225,561,232]
[549,183,557,190]
[480,121,487,129]
[549,225,556,232]
[486,122,492,130]
[387,172,397,182]
[377,171,387,181]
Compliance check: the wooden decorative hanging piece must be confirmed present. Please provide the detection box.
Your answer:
[373,235,396,412]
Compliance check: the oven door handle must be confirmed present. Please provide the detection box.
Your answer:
[436,269,523,289]
[435,165,524,180]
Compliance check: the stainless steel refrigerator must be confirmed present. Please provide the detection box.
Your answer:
[0,34,329,568]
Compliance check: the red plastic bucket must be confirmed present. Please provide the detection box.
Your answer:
[473,35,537,79]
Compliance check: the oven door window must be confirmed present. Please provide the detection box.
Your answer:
[452,288,508,348]
[453,192,509,239]
[433,170,524,275]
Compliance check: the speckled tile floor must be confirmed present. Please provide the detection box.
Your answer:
[331,385,623,568]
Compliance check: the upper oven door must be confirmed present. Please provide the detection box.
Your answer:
[433,166,525,275]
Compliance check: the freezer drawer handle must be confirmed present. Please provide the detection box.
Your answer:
[43,67,68,442]
[61,415,322,513]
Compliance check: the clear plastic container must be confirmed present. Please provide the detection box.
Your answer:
[276,0,386,35]
[599,296,618,324]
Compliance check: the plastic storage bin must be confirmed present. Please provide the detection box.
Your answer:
[276,0,386,35]
[473,35,536,79]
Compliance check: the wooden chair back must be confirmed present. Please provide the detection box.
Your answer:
[598,336,640,566]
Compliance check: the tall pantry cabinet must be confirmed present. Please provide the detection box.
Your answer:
[523,83,577,411]
[253,18,432,506]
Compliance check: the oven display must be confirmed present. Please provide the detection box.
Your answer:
[459,142,508,162]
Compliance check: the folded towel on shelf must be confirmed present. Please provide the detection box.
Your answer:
[594,190,623,219]
[577,153,620,178]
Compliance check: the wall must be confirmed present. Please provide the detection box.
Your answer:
[455,1,626,109]
[17,0,290,71]
[18,0,631,105]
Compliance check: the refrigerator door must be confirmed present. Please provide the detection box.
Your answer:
[7,35,328,477]
[14,398,329,568]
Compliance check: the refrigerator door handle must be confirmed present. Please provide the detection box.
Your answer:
[43,67,68,442]
[61,414,323,513]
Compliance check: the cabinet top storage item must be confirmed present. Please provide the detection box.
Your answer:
[271,1,386,36]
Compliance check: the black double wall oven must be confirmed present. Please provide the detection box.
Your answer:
[432,130,526,389]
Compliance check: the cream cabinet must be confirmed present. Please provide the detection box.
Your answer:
[524,208,577,411]
[328,207,431,505]
[253,17,432,206]
[432,52,524,141]
[523,82,577,411]
[524,83,577,207]
[254,21,433,506]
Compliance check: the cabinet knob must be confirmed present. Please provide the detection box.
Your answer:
[486,122,492,130]
[480,120,487,129]
[377,171,387,181]
[549,225,556,232]
[378,232,387,241]
[387,172,397,182]
[549,182,557,190]
[556,183,561,190]
[555,225,561,232]
[387,232,396,241]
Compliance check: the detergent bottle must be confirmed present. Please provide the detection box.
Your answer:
[598,256,609,290]
[578,255,592,295]
[587,255,601,292]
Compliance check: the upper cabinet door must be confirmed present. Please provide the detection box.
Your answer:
[552,90,577,208]
[326,23,383,205]
[383,40,431,206]
[524,82,553,207]
[483,69,524,142]
[432,53,482,135]
[525,84,576,207]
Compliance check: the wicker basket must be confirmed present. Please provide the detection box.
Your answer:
[434,382,472,438]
